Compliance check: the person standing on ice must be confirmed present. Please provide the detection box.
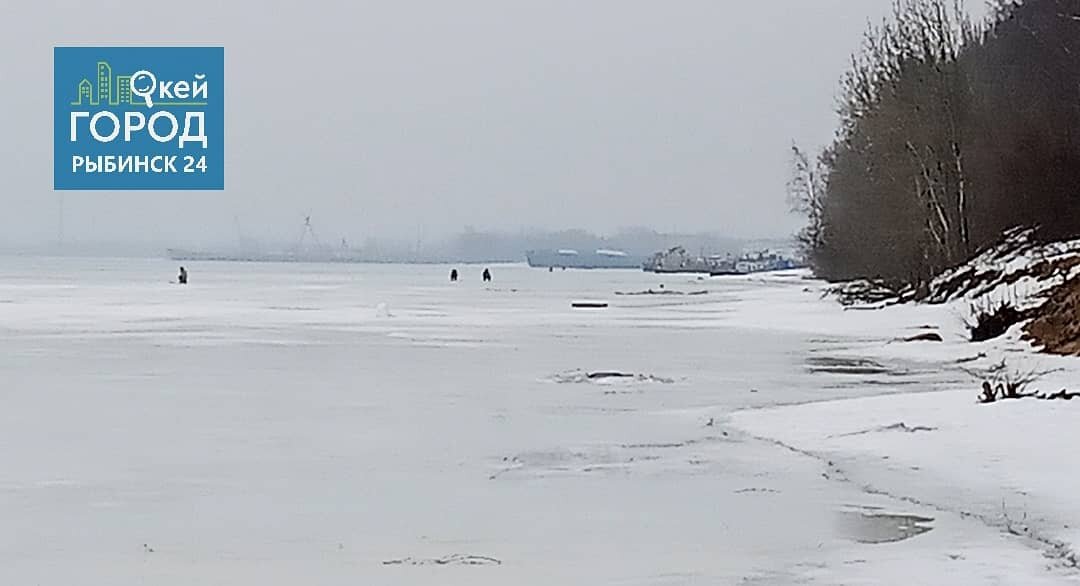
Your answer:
[482,268,492,282]
[450,268,459,282]
[178,266,188,285]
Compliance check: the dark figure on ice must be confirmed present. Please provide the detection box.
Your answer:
[482,268,492,282]
[178,266,188,285]
[450,268,459,282]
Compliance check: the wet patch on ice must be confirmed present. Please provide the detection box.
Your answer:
[806,354,967,390]
[734,487,781,495]
[837,509,935,544]
[489,448,644,479]
[490,436,738,479]
[620,441,693,450]
[617,300,730,313]
[830,422,937,438]
[123,316,188,324]
[382,554,502,566]
[411,308,450,318]
[738,562,828,585]
[956,352,988,364]
[806,356,892,375]
[547,370,676,385]
[385,331,491,348]
[805,336,886,347]
[614,289,709,296]
[821,379,928,390]
[541,404,640,415]
[601,388,645,396]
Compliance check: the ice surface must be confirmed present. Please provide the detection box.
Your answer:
[0,257,1076,584]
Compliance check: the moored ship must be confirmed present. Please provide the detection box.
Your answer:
[525,248,645,269]
[644,246,804,275]
[643,246,724,274]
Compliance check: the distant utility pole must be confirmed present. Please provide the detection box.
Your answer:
[414,223,423,260]
[57,194,65,247]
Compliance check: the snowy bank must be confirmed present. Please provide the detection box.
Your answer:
[727,236,1080,579]
[730,387,1080,574]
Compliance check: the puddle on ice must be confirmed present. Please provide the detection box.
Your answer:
[491,436,738,479]
[806,356,891,375]
[806,353,969,390]
[838,510,935,544]
[382,554,502,567]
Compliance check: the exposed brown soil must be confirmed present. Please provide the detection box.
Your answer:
[1024,275,1080,355]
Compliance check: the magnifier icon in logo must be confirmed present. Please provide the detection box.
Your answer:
[130,70,156,108]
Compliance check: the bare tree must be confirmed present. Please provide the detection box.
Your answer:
[795,0,1080,285]
[787,144,827,259]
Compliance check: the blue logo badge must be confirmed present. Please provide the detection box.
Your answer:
[54,47,224,190]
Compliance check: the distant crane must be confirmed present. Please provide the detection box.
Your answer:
[296,215,323,251]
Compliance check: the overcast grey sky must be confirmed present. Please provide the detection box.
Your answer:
[0,0,987,249]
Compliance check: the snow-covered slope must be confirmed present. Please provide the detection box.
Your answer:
[925,227,1080,307]
[730,245,1080,583]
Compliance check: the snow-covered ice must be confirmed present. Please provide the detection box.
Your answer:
[0,256,1077,584]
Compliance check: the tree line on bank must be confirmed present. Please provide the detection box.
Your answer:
[790,0,1080,287]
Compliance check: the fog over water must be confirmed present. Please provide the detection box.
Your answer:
[1,0,985,252]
